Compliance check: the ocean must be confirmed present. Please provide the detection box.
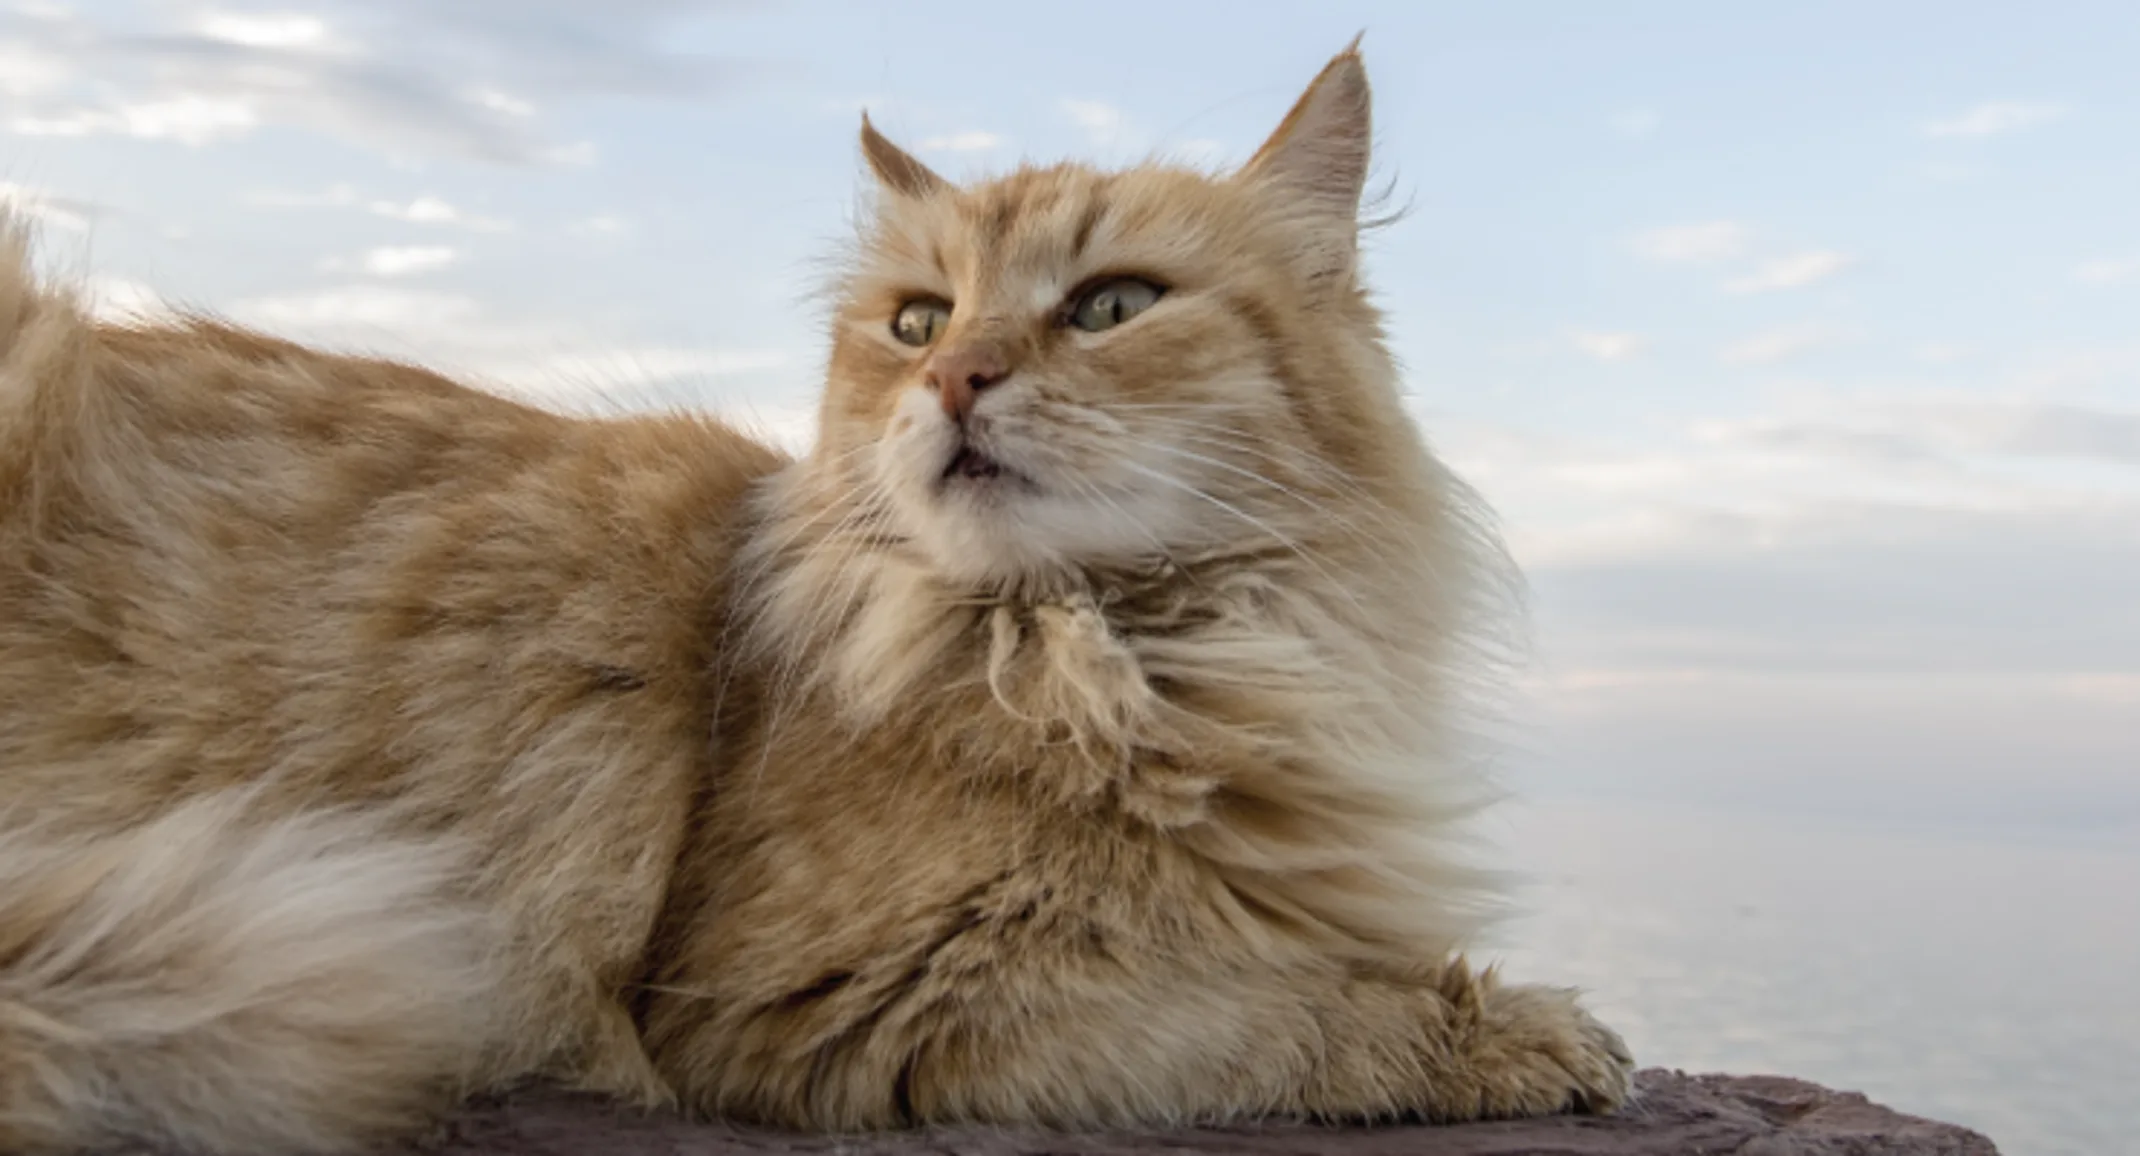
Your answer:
[1489,799,2140,1156]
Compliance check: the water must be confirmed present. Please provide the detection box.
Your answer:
[1487,799,2140,1156]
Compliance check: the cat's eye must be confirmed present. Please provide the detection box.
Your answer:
[892,299,952,347]
[1067,278,1165,333]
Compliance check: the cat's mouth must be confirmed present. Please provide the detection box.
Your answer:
[942,446,1003,481]
[938,443,1032,491]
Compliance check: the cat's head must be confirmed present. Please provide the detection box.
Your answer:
[814,45,1432,589]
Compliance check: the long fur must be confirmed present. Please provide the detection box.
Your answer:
[0,45,1630,1153]
[637,48,1632,1128]
[0,219,782,1150]
[0,793,506,1154]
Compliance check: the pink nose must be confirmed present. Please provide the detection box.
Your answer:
[924,344,1008,421]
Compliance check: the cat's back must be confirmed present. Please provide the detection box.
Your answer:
[0,226,784,828]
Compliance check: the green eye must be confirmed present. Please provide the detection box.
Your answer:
[1068,277,1164,333]
[892,298,951,347]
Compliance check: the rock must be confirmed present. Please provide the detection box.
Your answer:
[400,1070,2000,1155]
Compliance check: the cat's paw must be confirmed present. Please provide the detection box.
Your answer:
[1465,981,1635,1119]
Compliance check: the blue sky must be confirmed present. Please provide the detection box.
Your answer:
[6,0,2135,836]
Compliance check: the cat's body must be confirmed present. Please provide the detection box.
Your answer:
[0,268,782,1148]
[0,46,1632,1154]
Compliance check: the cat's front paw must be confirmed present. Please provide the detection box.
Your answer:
[1465,981,1635,1119]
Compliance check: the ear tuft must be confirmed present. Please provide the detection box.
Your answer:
[860,113,948,199]
[1239,45,1373,225]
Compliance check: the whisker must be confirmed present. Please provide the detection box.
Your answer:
[1118,435,1389,548]
[1115,460,1373,619]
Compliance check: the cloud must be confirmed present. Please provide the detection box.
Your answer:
[357,245,460,277]
[1719,326,1843,364]
[1723,250,1853,294]
[1524,500,2140,677]
[0,1,748,164]
[917,131,1002,153]
[1923,101,2068,139]
[229,284,794,414]
[1060,99,1127,148]
[1569,331,1646,362]
[0,181,102,231]
[2074,257,2138,285]
[1630,221,1748,264]
[82,274,172,323]
[237,284,481,333]
[370,196,508,231]
[193,11,336,51]
[247,186,510,231]
[572,214,630,236]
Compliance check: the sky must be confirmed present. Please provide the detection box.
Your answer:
[4,0,2135,839]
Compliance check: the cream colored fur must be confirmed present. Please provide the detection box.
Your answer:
[0,793,506,1153]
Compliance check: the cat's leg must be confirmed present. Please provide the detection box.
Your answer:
[875,955,1632,1126]
[653,927,1630,1128]
[1300,958,1634,1122]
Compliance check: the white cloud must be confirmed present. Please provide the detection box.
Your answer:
[573,214,630,236]
[350,245,460,277]
[0,38,70,97]
[14,95,260,145]
[0,1,744,164]
[466,87,536,118]
[247,187,508,231]
[2074,257,2138,285]
[237,285,481,332]
[1569,331,1646,362]
[246,185,362,210]
[1924,101,2068,139]
[1061,99,1127,147]
[0,181,99,231]
[1436,394,2140,573]
[83,275,172,323]
[917,130,1001,152]
[1630,221,1748,264]
[369,195,508,231]
[193,11,336,51]
[230,285,798,416]
[1720,326,1842,364]
[1723,249,1853,294]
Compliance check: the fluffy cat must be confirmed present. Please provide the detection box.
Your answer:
[0,44,1631,1154]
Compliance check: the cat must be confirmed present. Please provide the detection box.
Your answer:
[0,42,1632,1155]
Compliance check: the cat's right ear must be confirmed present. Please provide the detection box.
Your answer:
[860,113,948,199]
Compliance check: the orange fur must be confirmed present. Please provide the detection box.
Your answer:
[0,45,1630,1153]
[0,222,783,1149]
[638,47,1631,1128]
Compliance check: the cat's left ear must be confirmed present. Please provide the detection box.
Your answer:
[1237,38,1372,278]
[860,113,948,199]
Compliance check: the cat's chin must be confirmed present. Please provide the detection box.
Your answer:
[901,496,1170,594]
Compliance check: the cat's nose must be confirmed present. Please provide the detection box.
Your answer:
[925,344,1008,421]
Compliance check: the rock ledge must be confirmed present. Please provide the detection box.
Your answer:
[406,1069,1999,1155]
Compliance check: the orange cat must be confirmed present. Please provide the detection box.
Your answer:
[0,45,1630,1154]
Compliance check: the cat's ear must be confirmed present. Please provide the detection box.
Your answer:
[860,113,948,199]
[1237,39,1372,273]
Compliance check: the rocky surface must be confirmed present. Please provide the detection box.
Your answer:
[403,1069,2000,1155]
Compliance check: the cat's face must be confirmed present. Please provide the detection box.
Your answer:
[814,50,1406,588]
